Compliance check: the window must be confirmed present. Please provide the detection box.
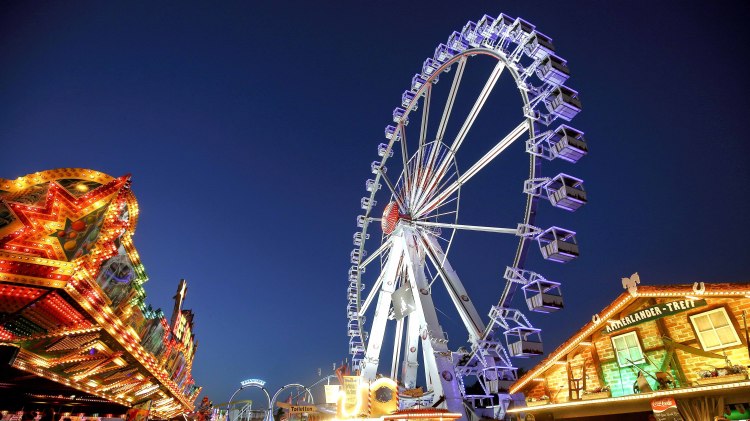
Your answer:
[689,307,741,351]
[611,331,645,367]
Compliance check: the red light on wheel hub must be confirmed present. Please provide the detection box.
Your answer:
[381,202,401,235]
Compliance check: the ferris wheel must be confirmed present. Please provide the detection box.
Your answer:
[347,13,588,415]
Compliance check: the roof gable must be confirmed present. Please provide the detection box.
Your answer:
[510,282,750,393]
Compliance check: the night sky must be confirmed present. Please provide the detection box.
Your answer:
[1,0,749,408]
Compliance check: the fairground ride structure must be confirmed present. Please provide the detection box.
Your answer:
[0,168,200,418]
[347,12,588,418]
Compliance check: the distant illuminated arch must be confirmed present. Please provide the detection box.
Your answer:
[226,379,271,421]
[270,383,315,410]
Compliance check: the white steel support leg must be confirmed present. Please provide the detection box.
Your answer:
[391,317,404,380]
[402,312,421,389]
[361,239,403,381]
[400,231,465,418]
[419,315,440,396]
[361,285,399,381]
[399,234,441,397]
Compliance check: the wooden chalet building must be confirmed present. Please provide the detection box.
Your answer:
[508,279,750,420]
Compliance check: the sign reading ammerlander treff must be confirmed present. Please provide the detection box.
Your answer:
[604,299,706,334]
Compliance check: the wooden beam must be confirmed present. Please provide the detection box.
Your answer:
[581,359,587,393]
[590,341,606,387]
[566,359,573,401]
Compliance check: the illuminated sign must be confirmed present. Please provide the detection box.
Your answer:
[392,286,416,320]
[650,397,680,421]
[337,377,398,419]
[240,378,266,388]
[341,376,361,415]
[604,299,706,334]
[289,406,316,414]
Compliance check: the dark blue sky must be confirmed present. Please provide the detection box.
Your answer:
[1,0,749,407]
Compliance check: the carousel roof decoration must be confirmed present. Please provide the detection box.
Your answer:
[0,168,201,418]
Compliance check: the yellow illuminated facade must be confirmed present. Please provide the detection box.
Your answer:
[337,377,399,419]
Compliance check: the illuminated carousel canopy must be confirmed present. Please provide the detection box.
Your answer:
[0,169,201,418]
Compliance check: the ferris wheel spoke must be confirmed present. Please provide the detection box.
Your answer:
[359,238,393,269]
[422,210,458,221]
[407,155,420,208]
[417,231,486,339]
[399,125,410,201]
[434,165,459,191]
[436,56,467,143]
[412,153,432,208]
[459,120,529,183]
[414,221,518,235]
[414,61,508,214]
[418,196,460,225]
[407,84,432,208]
[417,226,453,246]
[416,120,529,218]
[414,166,458,212]
[412,147,454,212]
[376,168,407,211]
[414,55,465,209]
[417,84,432,158]
[449,60,506,154]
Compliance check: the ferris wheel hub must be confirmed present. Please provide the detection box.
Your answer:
[381,201,406,235]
